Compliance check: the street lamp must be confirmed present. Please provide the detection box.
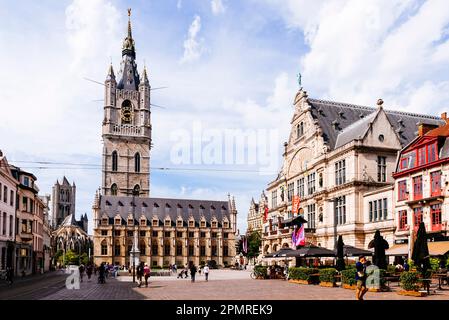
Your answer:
[128,188,142,283]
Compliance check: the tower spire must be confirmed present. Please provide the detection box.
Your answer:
[122,8,136,58]
[127,8,132,39]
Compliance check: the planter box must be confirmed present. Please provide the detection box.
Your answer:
[289,279,313,285]
[319,282,336,287]
[397,290,427,297]
[342,284,357,290]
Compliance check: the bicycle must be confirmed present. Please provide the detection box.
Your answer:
[250,270,263,279]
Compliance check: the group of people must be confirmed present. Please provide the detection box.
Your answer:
[136,262,151,287]
[177,264,210,282]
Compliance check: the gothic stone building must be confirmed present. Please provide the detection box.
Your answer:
[261,88,443,259]
[246,191,268,235]
[92,11,237,268]
[51,177,76,228]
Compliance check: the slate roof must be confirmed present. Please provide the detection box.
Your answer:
[117,55,140,91]
[100,195,230,226]
[307,98,443,150]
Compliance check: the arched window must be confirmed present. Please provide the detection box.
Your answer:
[133,185,140,197]
[112,151,118,172]
[101,240,108,255]
[297,122,304,138]
[134,153,141,173]
[111,184,118,196]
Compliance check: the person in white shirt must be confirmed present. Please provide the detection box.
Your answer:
[204,265,210,282]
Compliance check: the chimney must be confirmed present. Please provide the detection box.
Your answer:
[418,123,437,136]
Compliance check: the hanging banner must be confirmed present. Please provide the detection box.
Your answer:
[295,224,306,247]
[263,206,269,223]
[292,196,300,215]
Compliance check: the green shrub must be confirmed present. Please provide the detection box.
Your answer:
[400,271,420,291]
[319,268,337,283]
[430,258,440,271]
[289,267,319,282]
[254,265,268,278]
[387,265,396,273]
[341,269,357,286]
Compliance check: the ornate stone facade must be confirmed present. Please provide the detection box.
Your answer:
[101,12,151,198]
[259,88,444,260]
[92,10,238,268]
[246,191,267,234]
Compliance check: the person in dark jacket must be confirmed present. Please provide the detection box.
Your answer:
[136,262,144,287]
[190,265,197,283]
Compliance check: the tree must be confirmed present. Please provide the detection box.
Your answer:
[247,231,261,260]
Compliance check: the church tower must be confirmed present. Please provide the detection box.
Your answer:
[102,9,151,197]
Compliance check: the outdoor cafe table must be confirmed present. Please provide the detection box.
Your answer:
[433,273,447,290]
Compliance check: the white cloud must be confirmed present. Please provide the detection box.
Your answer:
[211,0,226,15]
[177,0,182,10]
[180,15,204,64]
[264,0,449,114]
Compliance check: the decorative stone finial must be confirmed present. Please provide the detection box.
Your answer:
[377,99,384,108]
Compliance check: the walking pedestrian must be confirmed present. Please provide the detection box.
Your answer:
[6,266,13,285]
[136,262,144,287]
[78,264,85,283]
[190,264,197,282]
[98,263,106,284]
[144,263,151,287]
[355,256,368,300]
[86,264,93,281]
[203,265,210,282]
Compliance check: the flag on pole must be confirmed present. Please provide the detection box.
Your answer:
[291,225,297,245]
[292,196,300,215]
[242,236,248,254]
[263,206,268,223]
[295,224,306,247]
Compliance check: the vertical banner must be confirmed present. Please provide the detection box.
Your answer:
[295,224,306,247]
[292,196,300,215]
[263,206,269,223]
[242,236,248,254]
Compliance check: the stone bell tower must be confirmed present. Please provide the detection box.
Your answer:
[101,9,151,197]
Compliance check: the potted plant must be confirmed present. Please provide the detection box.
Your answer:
[319,268,337,287]
[398,271,426,297]
[341,268,357,290]
[253,265,268,279]
[288,267,319,285]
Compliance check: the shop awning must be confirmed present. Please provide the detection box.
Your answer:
[385,241,449,257]
[428,241,449,256]
[386,244,408,256]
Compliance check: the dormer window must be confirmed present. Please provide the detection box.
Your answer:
[115,218,121,225]
[223,221,229,228]
[177,220,183,227]
[153,219,159,227]
[128,218,134,226]
[201,220,206,228]
[212,221,217,228]
[140,218,147,226]
[189,220,194,228]
[102,218,108,225]
[165,219,171,227]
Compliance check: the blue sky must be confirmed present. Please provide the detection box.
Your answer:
[1,0,449,234]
